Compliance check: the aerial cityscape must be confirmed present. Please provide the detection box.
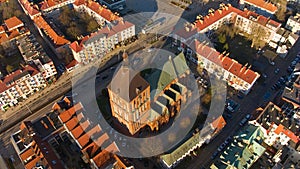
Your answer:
[0,0,299,169]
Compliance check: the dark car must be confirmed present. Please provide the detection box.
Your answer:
[274,68,280,74]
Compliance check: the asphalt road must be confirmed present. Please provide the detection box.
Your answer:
[177,36,300,169]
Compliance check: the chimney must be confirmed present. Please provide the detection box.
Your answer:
[185,25,190,32]
[218,9,222,14]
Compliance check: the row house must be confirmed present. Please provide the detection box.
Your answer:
[58,103,134,169]
[18,0,41,19]
[33,16,70,48]
[239,0,277,17]
[73,0,120,26]
[0,65,46,111]
[69,20,135,64]
[286,14,300,34]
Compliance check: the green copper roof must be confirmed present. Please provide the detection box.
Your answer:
[211,124,266,169]
[143,52,189,99]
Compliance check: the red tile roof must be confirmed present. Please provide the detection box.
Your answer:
[104,142,119,153]
[77,133,91,148]
[83,141,100,158]
[77,125,102,148]
[0,32,8,43]
[91,142,119,168]
[4,16,24,31]
[70,20,133,53]
[71,120,90,139]
[95,133,109,146]
[66,59,79,69]
[20,147,34,161]
[194,4,280,31]
[174,25,199,40]
[92,150,111,167]
[190,39,260,84]
[74,0,120,22]
[58,103,83,123]
[19,0,40,17]
[0,65,40,93]
[274,124,299,144]
[0,26,5,33]
[39,0,67,10]
[211,116,226,133]
[243,0,277,13]
[195,4,240,31]
[25,156,41,169]
[239,9,281,28]
[65,117,79,130]
[69,41,83,53]
[33,16,70,46]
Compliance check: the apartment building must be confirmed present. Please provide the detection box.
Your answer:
[286,14,300,34]
[0,65,46,111]
[33,15,70,48]
[39,0,75,12]
[69,20,135,64]
[17,34,57,81]
[239,0,277,17]
[194,4,281,44]
[185,39,260,94]
[73,0,120,25]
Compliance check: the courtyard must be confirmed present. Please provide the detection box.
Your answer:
[45,6,100,41]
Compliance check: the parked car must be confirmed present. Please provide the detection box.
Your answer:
[239,118,248,126]
[245,114,252,120]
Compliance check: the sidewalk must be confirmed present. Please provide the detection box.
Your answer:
[0,34,150,121]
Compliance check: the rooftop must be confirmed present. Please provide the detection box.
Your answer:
[0,65,40,93]
[190,39,260,85]
[4,16,24,31]
[107,57,150,102]
[242,0,277,13]
[256,102,300,144]
[211,124,265,169]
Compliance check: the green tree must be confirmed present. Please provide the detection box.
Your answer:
[244,23,268,49]
[67,26,81,39]
[87,21,98,32]
[6,65,14,73]
[218,33,226,44]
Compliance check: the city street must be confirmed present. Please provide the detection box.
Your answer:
[176,33,300,169]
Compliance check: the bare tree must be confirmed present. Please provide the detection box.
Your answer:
[245,23,268,49]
